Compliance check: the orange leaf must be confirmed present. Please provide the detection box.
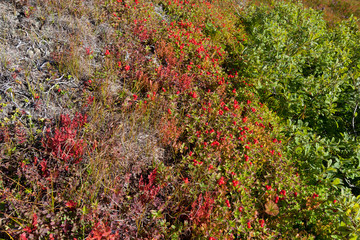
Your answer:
[265,200,279,216]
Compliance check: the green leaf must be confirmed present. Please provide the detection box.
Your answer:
[349,235,358,240]
[337,226,351,234]
[332,178,341,185]
[82,205,88,215]
[327,167,337,173]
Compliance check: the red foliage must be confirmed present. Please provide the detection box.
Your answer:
[42,113,88,163]
[138,168,161,203]
[189,192,215,226]
[87,222,119,240]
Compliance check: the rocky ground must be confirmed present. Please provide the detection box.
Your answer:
[0,0,107,123]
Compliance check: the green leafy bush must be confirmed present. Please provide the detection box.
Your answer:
[229,1,360,237]
[235,0,360,189]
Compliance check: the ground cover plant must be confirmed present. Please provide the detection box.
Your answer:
[252,0,360,27]
[0,0,359,239]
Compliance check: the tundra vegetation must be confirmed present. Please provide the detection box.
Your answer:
[0,0,359,239]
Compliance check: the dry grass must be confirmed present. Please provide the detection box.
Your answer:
[0,0,165,237]
[0,0,109,122]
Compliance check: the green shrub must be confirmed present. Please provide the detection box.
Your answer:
[229,1,360,237]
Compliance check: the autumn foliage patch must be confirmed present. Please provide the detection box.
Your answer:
[1,0,359,239]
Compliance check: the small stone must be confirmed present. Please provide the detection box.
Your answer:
[34,21,40,29]
[34,48,41,56]
[27,49,34,59]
